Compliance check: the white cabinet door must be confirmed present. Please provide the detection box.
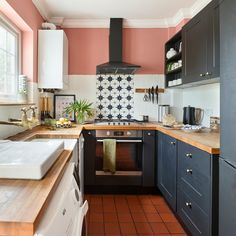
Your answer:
[38,30,68,89]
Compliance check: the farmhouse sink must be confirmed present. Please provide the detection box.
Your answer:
[0,140,64,180]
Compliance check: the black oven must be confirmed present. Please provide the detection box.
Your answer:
[95,130,143,178]
[83,129,156,189]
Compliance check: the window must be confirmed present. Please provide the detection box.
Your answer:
[0,16,20,101]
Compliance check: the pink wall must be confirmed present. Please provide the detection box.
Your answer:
[65,28,169,75]
[65,20,189,75]
[1,0,43,82]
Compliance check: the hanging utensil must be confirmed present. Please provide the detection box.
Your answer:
[151,86,155,103]
[155,85,159,104]
[148,88,151,102]
[143,89,149,102]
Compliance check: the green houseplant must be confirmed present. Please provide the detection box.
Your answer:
[64,99,94,124]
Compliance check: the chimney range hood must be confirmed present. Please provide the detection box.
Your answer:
[96,18,141,75]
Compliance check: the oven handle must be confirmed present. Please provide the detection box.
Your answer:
[97,139,143,143]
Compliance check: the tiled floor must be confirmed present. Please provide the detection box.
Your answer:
[85,194,187,236]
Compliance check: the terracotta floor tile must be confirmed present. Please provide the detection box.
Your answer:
[104,212,118,222]
[160,213,177,223]
[103,203,116,213]
[142,205,157,213]
[90,204,103,213]
[104,222,121,234]
[88,234,104,236]
[131,212,147,222]
[150,222,169,234]
[90,196,103,205]
[150,196,166,205]
[138,195,152,204]
[154,205,172,214]
[103,195,115,205]
[171,234,187,236]
[145,213,162,223]
[165,223,185,234]
[120,222,137,234]
[126,196,140,205]
[88,222,104,234]
[135,222,153,234]
[105,234,121,236]
[115,203,130,212]
[118,213,133,222]
[129,204,144,213]
[90,213,104,222]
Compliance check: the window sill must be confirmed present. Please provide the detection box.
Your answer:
[0,102,35,106]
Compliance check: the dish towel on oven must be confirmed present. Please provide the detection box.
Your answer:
[103,139,116,174]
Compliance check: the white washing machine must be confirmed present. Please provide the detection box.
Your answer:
[34,163,88,236]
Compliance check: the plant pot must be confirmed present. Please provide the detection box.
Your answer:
[76,116,85,124]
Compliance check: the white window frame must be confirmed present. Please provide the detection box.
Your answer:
[0,13,21,102]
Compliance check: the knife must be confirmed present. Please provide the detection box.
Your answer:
[155,85,159,104]
[148,88,151,102]
[151,86,154,103]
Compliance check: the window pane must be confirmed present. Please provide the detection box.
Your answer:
[0,26,6,50]
[7,32,16,55]
[6,75,15,94]
[6,54,16,75]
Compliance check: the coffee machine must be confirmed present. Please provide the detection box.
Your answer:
[183,106,203,125]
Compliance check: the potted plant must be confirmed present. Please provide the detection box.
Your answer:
[64,99,94,124]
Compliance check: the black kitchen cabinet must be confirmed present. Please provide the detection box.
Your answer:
[177,141,219,236]
[83,130,96,185]
[182,0,219,85]
[143,130,156,187]
[157,132,177,211]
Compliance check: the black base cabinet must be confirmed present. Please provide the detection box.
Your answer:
[157,132,177,211]
[157,132,219,236]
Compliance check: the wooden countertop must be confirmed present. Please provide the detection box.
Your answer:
[0,150,72,236]
[7,123,220,154]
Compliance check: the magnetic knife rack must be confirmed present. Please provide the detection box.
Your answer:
[135,88,165,93]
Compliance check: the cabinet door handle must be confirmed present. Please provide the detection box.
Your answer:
[147,132,151,136]
[186,153,192,158]
[170,141,176,145]
[206,72,212,76]
[200,73,205,77]
[185,202,192,208]
[186,169,193,174]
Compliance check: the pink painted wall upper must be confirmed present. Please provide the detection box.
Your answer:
[65,28,169,75]
[1,0,43,82]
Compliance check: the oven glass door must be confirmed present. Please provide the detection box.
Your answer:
[95,139,142,175]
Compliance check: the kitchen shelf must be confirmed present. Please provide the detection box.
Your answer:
[0,103,35,106]
[166,52,182,63]
[166,67,182,75]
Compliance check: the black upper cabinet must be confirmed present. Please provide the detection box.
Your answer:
[182,1,219,85]
[157,132,177,211]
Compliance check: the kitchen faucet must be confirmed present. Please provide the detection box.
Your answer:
[0,106,39,128]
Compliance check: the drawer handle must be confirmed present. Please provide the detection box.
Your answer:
[186,153,192,158]
[170,141,176,145]
[185,202,192,208]
[206,72,212,76]
[186,169,193,174]
[200,73,205,77]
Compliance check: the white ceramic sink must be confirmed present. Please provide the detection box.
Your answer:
[0,140,64,180]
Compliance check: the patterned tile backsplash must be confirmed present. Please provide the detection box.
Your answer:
[96,75,134,120]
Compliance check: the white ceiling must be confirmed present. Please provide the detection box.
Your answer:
[32,0,211,28]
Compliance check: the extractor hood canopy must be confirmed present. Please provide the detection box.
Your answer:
[96,18,141,75]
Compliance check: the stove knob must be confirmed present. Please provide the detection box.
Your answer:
[118,122,120,125]
[107,131,110,136]
[123,122,126,125]
[127,131,131,136]
[108,122,110,125]
[113,122,115,126]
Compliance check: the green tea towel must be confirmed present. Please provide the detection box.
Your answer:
[103,139,116,174]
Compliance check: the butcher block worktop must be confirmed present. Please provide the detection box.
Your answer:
[8,123,220,154]
[0,150,72,236]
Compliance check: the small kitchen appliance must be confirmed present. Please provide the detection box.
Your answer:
[183,106,204,125]
[158,105,170,123]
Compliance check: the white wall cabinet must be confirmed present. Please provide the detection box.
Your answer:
[38,30,68,89]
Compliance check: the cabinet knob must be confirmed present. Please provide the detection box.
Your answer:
[186,169,193,174]
[200,73,205,77]
[206,72,212,76]
[148,132,151,136]
[88,132,91,135]
[186,153,192,158]
[170,141,176,145]
[185,202,192,208]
